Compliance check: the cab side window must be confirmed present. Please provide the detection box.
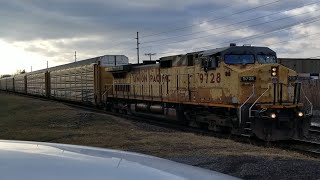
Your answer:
[187,55,194,66]
[201,56,219,72]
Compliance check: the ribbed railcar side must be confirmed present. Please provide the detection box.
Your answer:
[26,72,47,97]
[0,78,7,91]
[6,77,14,92]
[14,74,27,94]
[50,65,96,104]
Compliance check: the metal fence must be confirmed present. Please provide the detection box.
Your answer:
[302,79,320,110]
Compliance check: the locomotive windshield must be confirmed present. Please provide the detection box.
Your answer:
[224,54,254,65]
[257,55,277,64]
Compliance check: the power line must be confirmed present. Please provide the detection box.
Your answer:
[307,55,320,59]
[266,32,320,46]
[98,0,293,52]
[145,53,156,61]
[156,16,320,56]
[136,32,140,64]
[141,0,285,38]
[84,1,278,50]
[85,1,282,50]
[195,17,320,51]
[99,1,286,51]
[140,7,320,49]
[141,1,320,44]
[137,1,244,36]
[72,1,313,55]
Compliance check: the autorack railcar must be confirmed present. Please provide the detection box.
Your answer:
[13,74,27,94]
[48,55,128,105]
[0,77,15,92]
[0,78,7,91]
[26,70,49,97]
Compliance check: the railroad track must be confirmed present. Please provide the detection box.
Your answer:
[309,125,320,135]
[2,90,320,158]
[47,100,320,158]
[284,140,320,157]
[43,102,320,158]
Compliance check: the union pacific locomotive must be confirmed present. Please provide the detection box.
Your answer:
[0,44,313,141]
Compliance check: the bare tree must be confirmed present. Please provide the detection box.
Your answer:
[0,74,11,78]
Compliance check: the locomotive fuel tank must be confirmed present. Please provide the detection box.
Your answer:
[136,103,149,111]
[150,105,164,114]
[133,104,165,114]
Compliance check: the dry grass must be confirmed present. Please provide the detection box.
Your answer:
[0,92,315,160]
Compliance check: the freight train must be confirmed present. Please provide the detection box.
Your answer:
[0,44,313,141]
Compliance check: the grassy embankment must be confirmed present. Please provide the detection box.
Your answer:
[0,92,313,159]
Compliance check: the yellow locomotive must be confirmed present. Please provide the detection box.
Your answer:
[105,44,312,141]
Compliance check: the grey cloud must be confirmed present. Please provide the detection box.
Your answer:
[1,0,319,66]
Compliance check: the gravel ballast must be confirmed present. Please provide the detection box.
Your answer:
[170,156,320,180]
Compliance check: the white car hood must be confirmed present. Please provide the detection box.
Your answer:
[0,140,238,180]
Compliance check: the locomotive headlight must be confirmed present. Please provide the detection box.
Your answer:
[271,67,278,77]
[298,112,304,117]
[270,113,277,119]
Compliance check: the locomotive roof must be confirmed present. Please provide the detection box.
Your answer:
[23,55,128,75]
[48,56,103,72]
[159,46,276,61]
[26,55,107,75]
[199,46,276,57]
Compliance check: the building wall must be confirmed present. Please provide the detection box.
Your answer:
[302,79,320,110]
[278,58,320,74]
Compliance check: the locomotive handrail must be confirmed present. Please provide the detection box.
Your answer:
[301,85,313,116]
[288,82,313,116]
[102,85,113,101]
[239,84,255,126]
[249,84,271,118]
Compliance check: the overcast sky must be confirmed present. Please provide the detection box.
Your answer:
[1,0,320,74]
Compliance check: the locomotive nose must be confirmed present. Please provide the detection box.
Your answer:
[238,64,297,104]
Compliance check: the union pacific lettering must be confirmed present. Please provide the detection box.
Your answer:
[132,74,170,83]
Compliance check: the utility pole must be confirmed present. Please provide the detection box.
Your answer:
[74,51,77,62]
[136,32,140,64]
[47,61,49,69]
[145,53,156,61]
[31,66,32,72]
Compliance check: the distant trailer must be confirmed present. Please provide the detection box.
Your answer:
[278,58,320,74]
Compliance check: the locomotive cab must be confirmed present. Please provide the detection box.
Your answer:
[199,44,312,141]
